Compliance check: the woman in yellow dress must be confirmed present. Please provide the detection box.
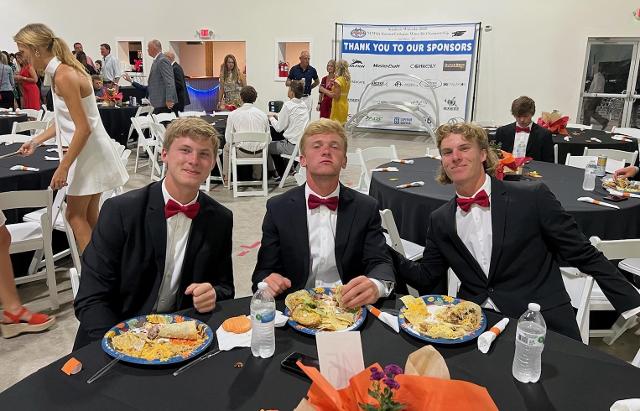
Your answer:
[321,59,350,125]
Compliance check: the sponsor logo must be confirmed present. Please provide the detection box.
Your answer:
[393,81,403,87]
[365,114,383,122]
[373,63,400,69]
[442,81,465,87]
[393,116,413,125]
[443,97,460,111]
[452,30,466,37]
[420,79,442,89]
[350,28,367,38]
[350,59,365,68]
[409,63,437,69]
[447,117,466,124]
[348,98,360,103]
[352,79,366,85]
[370,80,388,87]
[443,60,467,71]
[410,99,429,107]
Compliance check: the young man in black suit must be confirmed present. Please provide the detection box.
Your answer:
[74,118,234,348]
[392,122,640,340]
[252,119,395,308]
[494,96,554,162]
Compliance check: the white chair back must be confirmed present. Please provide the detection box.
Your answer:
[11,120,48,135]
[425,147,441,159]
[357,145,399,192]
[0,134,32,144]
[178,111,206,117]
[560,269,595,344]
[583,148,638,166]
[17,108,43,121]
[152,112,177,124]
[553,144,559,164]
[565,154,624,174]
[231,131,271,197]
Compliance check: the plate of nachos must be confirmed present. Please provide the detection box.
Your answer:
[283,287,367,335]
[398,295,487,344]
[101,314,213,365]
[602,176,640,193]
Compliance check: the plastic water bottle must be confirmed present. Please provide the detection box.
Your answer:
[250,282,276,358]
[582,160,597,191]
[512,303,546,383]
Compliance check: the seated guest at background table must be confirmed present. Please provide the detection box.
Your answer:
[267,80,309,178]
[614,165,640,180]
[223,85,270,185]
[74,118,234,348]
[494,96,554,162]
[391,122,640,340]
[0,211,55,338]
[253,119,395,308]
[91,74,104,98]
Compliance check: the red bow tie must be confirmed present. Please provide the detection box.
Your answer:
[164,199,200,219]
[456,190,490,212]
[515,126,531,133]
[308,194,339,211]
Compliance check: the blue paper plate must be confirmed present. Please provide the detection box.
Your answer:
[398,295,487,344]
[101,314,213,365]
[284,287,367,335]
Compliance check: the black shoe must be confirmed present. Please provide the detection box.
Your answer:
[601,120,609,130]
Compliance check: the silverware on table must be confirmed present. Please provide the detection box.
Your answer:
[173,349,222,376]
[0,150,20,160]
[86,354,123,384]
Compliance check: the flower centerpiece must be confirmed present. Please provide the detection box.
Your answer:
[102,86,123,107]
[359,364,404,411]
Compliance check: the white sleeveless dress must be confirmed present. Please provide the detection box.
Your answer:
[44,57,128,196]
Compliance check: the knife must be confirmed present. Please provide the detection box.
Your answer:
[173,348,222,376]
[0,151,20,160]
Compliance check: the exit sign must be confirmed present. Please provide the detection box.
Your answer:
[197,28,214,39]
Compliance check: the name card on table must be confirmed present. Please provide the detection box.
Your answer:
[315,331,365,389]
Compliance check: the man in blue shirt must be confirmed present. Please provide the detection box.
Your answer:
[286,50,318,113]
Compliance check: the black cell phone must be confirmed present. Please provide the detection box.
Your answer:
[603,194,628,202]
[281,352,319,379]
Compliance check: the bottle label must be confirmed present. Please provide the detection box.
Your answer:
[516,330,544,346]
[255,310,275,323]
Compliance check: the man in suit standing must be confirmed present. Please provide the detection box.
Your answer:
[164,50,190,114]
[74,118,234,348]
[146,39,176,114]
[253,119,395,308]
[494,96,554,162]
[392,122,640,340]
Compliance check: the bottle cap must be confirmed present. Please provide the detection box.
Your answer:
[528,303,541,312]
[258,282,269,290]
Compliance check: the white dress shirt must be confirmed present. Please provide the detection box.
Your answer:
[512,122,532,158]
[226,103,270,152]
[101,53,121,83]
[270,98,308,144]
[455,174,498,310]
[154,180,198,312]
[304,184,391,297]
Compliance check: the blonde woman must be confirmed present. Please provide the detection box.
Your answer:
[218,54,245,110]
[15,23,128,253]
[320,59,351,125]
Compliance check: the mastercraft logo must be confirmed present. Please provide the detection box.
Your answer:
[373,63,400,69]
[351,27,367,38]
[443,97,460,111]
[350,59,365,68]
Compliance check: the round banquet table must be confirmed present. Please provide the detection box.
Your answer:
[369,157,640,245]
[98,105,139,146]
[1,296,639,410]
[0,113,28,135]
[200,114,227,143]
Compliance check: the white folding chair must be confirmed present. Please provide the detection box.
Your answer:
[294,165,307,186]
[41,110,55,126]
[151,112,177,124]
[278,142,301,189]
[379,209,424,261]
[583,147,638,166]
[567,123,593,130]
[16,108,43,121]
[11,120,49,136]
[632,348,640,368]
[231,131,270,197]
[447,269,461,298]
[131,116,161,176]
[126,105,154,142]
[565,154,624,174]
[357,145,399,193]
[553,144,559,164]
[425,147,441,159]
[147,121,167,182]
[1,189,59,310]
[0,134,32,144]
[178,111,206,118]
[560,269,595,344]
[611,127,640,141]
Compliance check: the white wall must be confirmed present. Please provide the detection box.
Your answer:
[4,0,640,124]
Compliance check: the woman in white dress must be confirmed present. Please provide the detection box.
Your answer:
[15,24,128,252]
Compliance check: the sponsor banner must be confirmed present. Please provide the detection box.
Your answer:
[340,23,479,131]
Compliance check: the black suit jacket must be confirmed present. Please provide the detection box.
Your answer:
[74,182,234,348]
[393,178,640,336]
[172,62,190,108]
[494,122,554,163]
[252,184,395,294]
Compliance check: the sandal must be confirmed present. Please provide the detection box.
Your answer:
[1,307,55,338]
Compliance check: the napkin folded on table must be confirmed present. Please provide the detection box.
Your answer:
[10,165,39,172]
[577,196,620,209]
[611,399,640,411]
[607,188,640,199]
[371,167,399,172]
[366,305,399,333]
[45,156,60,161]
[215,311,288,351]
[612,135,634,142]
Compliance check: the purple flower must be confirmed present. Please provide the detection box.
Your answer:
[369,367,385,381]
[383,364,403,377]
[383,376,400,390]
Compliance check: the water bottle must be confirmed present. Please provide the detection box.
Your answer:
[582,160,597,191]
[512,303,546,383]
[250,282,276,358]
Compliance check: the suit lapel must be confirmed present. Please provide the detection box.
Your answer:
[445,199,487,282]
[335,185,356,278]
[147,182,167,279]
[488,178,507,282]
[291,186,311,282]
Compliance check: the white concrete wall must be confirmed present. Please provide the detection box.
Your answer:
[3,0,640,124]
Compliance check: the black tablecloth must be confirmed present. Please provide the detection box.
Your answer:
[98,106,139,146]
[119,86,146,103]
[1,296,639,410]
[0,113,28,135]
[370,158,640,245]
[200,114,227,143]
